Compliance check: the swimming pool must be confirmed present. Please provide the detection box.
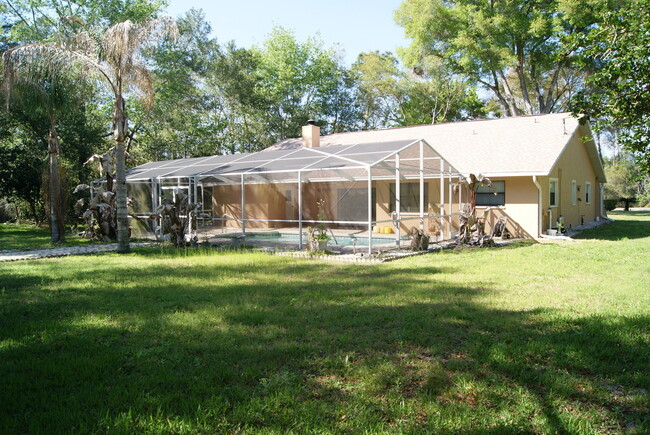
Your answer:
[220,232,409,247]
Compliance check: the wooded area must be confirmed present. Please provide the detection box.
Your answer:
[1,0,648,242]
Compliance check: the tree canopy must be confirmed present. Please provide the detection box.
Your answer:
[395,0,619,116]
[3,0,165,42]
[352,51,495,129]
[571,0,650,174]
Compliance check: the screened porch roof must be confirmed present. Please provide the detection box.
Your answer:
[125,138,461,184]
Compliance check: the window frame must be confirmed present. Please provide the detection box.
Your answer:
[571,180,577,206]
[585,181,591,204]
[475,180,505,207]
[549,178,559,207]
[389,182,428,214]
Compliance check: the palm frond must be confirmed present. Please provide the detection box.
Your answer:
[102,17,178,77]
[127,64,155,110]
[3,42,114,95]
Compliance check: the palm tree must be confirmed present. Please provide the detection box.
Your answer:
[2,76,71,243]
[3,17,177,252]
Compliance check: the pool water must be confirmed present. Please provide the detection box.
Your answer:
[223,232,409,247]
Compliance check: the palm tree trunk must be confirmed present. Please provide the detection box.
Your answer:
[48,124,65,243]
[114,95,130,253]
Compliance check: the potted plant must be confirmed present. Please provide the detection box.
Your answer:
[312,230,330,251]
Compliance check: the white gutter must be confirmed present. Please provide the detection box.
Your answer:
[533,176,543,238]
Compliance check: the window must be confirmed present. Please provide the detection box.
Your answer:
[338,188,376,222]
[585,182,591,204]
[390,183,428,213]
[571,180,577,205]
[476,181,505,206]
[549,178,558,206]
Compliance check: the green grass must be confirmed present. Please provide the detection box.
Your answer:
[0,223,99,251]
[0,212,648,433]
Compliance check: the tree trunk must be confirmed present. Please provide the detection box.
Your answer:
[48,124,65,243]
[540,59,567,114]
[515,43,534,115]
[114,95,130,253]
[497,70,519,116]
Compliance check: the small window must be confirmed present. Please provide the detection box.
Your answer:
[390,183,428,213]
[476,181,505,206]
[549,178,558,206]
[585,182,591,204]
[571,180,577,206]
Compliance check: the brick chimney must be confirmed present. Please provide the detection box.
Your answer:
[301,119,320,148]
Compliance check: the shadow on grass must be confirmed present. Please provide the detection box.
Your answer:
[434,240,538,260]
[0,252,648,433]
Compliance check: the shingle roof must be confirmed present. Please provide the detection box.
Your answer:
[266,113,606,181]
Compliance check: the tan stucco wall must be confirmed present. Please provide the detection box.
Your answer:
[211,177,533,239]
[540,131,602,232]
[213,183,286,229]
[476,177,538,239]
[213,181,373,229]
[375,177,537,238]
[375,178,462,236]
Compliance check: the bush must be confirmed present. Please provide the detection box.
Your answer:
[0,199,17,223]
[603,199,618,211]
[637,191,650,207]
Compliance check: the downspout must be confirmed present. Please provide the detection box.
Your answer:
[600,184,604,218]
[533,176,542,238]
[599,183,613,221]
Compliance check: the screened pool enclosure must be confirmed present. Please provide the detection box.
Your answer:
[122,138,464,253]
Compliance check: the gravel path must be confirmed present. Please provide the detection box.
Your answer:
[0,242,153,262]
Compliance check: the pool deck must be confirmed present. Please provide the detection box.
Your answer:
[195,225,437,254]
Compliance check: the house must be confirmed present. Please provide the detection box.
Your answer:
[125,112,606,250]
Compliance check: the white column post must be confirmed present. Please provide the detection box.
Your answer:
[458,176,462,218]
[241,174,246,234]
[151,178,158,236]
[448,172,452,239]
[440,160,445,240]
[368,167,373,255]
[193,176,198,206]
[298,171,303,250]
[395,153,401,249]
[199,183,204,212]
[419,140,425,231]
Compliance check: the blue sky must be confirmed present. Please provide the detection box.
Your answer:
[164,0,408,65]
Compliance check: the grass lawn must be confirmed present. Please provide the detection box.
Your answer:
[0,212,648,433]
[0,223,98,251]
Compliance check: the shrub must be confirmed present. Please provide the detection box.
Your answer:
[603,199,618,211]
